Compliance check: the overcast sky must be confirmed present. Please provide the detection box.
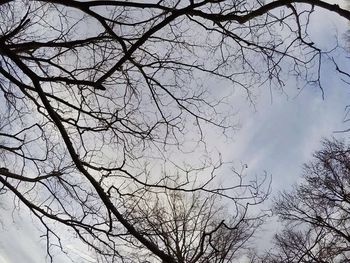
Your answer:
[1,1,350,263]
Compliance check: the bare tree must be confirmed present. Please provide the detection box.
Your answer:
[257,139,350,263]
[0,0,350,262]
[93,188,266,263]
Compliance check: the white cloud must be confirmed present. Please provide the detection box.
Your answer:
[1,1,349,261]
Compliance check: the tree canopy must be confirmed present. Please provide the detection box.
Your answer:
[259,139,350,263]
[0,0,350,262]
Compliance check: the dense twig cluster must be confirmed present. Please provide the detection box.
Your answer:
[0,0,349,262]
[255,139,350,263]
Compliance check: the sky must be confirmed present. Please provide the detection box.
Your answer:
[0,1,350,263]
